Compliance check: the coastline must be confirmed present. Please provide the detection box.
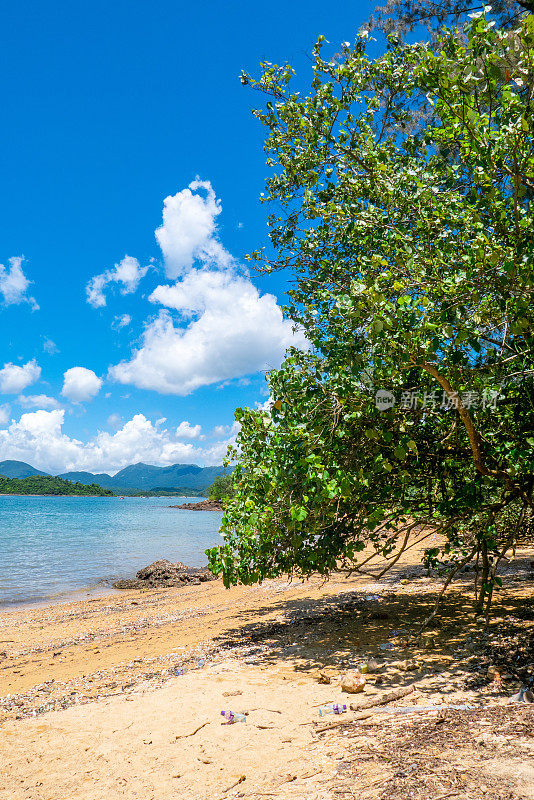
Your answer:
[0,582,120,613]
[0,544,532,800]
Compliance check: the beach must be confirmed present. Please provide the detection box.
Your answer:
[1,546,533,799]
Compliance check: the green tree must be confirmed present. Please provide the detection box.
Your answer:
[207,12,534,619]
[369,0,533,42]
[208,473,235,502]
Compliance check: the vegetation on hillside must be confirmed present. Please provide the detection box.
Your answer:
[208,11,534,620]
[208,474,235,502]
[0,475,114,496]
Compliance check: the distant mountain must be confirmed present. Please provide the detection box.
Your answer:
[0,460,49,479]
[0,460,229,493]
[107,462,226,491]
[57,471,117,489]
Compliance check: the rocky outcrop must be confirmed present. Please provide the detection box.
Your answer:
[168,499,222,511]
[113,559,216,589]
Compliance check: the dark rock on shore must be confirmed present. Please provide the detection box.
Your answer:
[113,559,217,589]
[168,499,222,511]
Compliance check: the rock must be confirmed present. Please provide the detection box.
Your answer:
[487,664,501,680]
[511,687,534,703]
[341,671,366,693]
[168,500,222,511]
[318,671,332,685]
[399,659,418,671]
[113,559,217,589]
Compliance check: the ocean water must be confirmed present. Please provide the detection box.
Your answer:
[0,495,223,608]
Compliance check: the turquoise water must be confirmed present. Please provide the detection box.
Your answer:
[0,495,222,608]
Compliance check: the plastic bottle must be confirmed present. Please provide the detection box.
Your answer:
[318,703,347,717]
[220,710,246,723]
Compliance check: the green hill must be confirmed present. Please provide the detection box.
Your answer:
[0,475,114,496]
[0,460,49,479]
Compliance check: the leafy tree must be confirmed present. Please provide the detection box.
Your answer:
[208,474,235,502]
[369,0,533,41]
[208,12,534,620]
[0,475,114,496]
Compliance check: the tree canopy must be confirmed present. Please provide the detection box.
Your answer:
[208,473,235,502]
[369,0,534,41]
[0,475,114,496]
[207,11,534,618]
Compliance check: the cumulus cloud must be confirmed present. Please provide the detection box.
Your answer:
[155,180,232,279]
[112,314,132,330]
[0,257,39,310]
[0,404,11,426]
[109,182,306,396]
[18,394,62,410]
[175,420,203,440]
[0,409,232,473]
[109,299,302,396]
[0,360,41,394]
[61,367,102,403]
[86,255,148,308]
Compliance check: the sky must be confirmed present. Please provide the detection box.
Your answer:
[0,0,374,475]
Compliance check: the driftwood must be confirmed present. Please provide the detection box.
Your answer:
[349,683,415,711]
[315,684,415,733]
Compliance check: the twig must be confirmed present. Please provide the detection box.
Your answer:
[174,721,209,740]
[247,707,282,713]
[222,775,246,793]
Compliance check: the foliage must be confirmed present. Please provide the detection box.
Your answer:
[0,475,115,496]
[208,473,235,502]
[207,12,534,618]
[369,0,533,42]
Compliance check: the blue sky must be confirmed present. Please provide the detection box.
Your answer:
[0,0,374,474]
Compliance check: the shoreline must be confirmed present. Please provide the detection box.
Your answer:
[0,493,207,498]
[0,582,120,614]
[0,545,532,799]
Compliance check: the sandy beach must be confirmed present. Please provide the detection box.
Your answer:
[1,545,533,800]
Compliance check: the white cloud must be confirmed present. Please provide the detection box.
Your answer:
[112,313,132,330]
[0,360,41,394]
[175,420,203,440]
[61,367,102,403]
[86,255,148,308]
[109,293,303,395]
[109,180,306,396]
[155,179,232,279]
[43,337,59,355]
[107,413,122,429]
[0,404,11,426]
[18,394,62,410]
[0,409,233,473]
[0,257,39,310]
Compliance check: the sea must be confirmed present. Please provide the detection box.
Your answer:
[0,495,223,609]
